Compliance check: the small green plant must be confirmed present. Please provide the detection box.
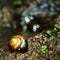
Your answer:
[41,45,47,54]
[54,22,60,29]
[46,21,60,37]
[46,30,52,36]
[13,0,23,8]
[57,32,60,36]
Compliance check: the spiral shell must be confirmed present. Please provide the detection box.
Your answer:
[8,35,26,51]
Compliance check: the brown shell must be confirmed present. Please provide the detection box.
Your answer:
[9,35,26,50]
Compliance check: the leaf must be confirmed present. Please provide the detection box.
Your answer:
[57,32,60,36]
[41,45,47,54]
[13,0,23,5]
[46,30,52,36]
[54,22,60,29]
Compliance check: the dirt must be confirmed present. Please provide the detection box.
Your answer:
[0,27,60,60]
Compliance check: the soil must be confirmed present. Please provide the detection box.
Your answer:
[0,27,60,60]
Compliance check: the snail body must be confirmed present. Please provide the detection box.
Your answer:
[8,35,27,51]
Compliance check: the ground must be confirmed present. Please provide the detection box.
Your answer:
[0,27,60,60]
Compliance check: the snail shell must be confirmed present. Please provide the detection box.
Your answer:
[8,35,26,51]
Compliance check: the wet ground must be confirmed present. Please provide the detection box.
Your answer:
[0,26,60,60]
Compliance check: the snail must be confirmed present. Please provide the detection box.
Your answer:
[8,35,27,52]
